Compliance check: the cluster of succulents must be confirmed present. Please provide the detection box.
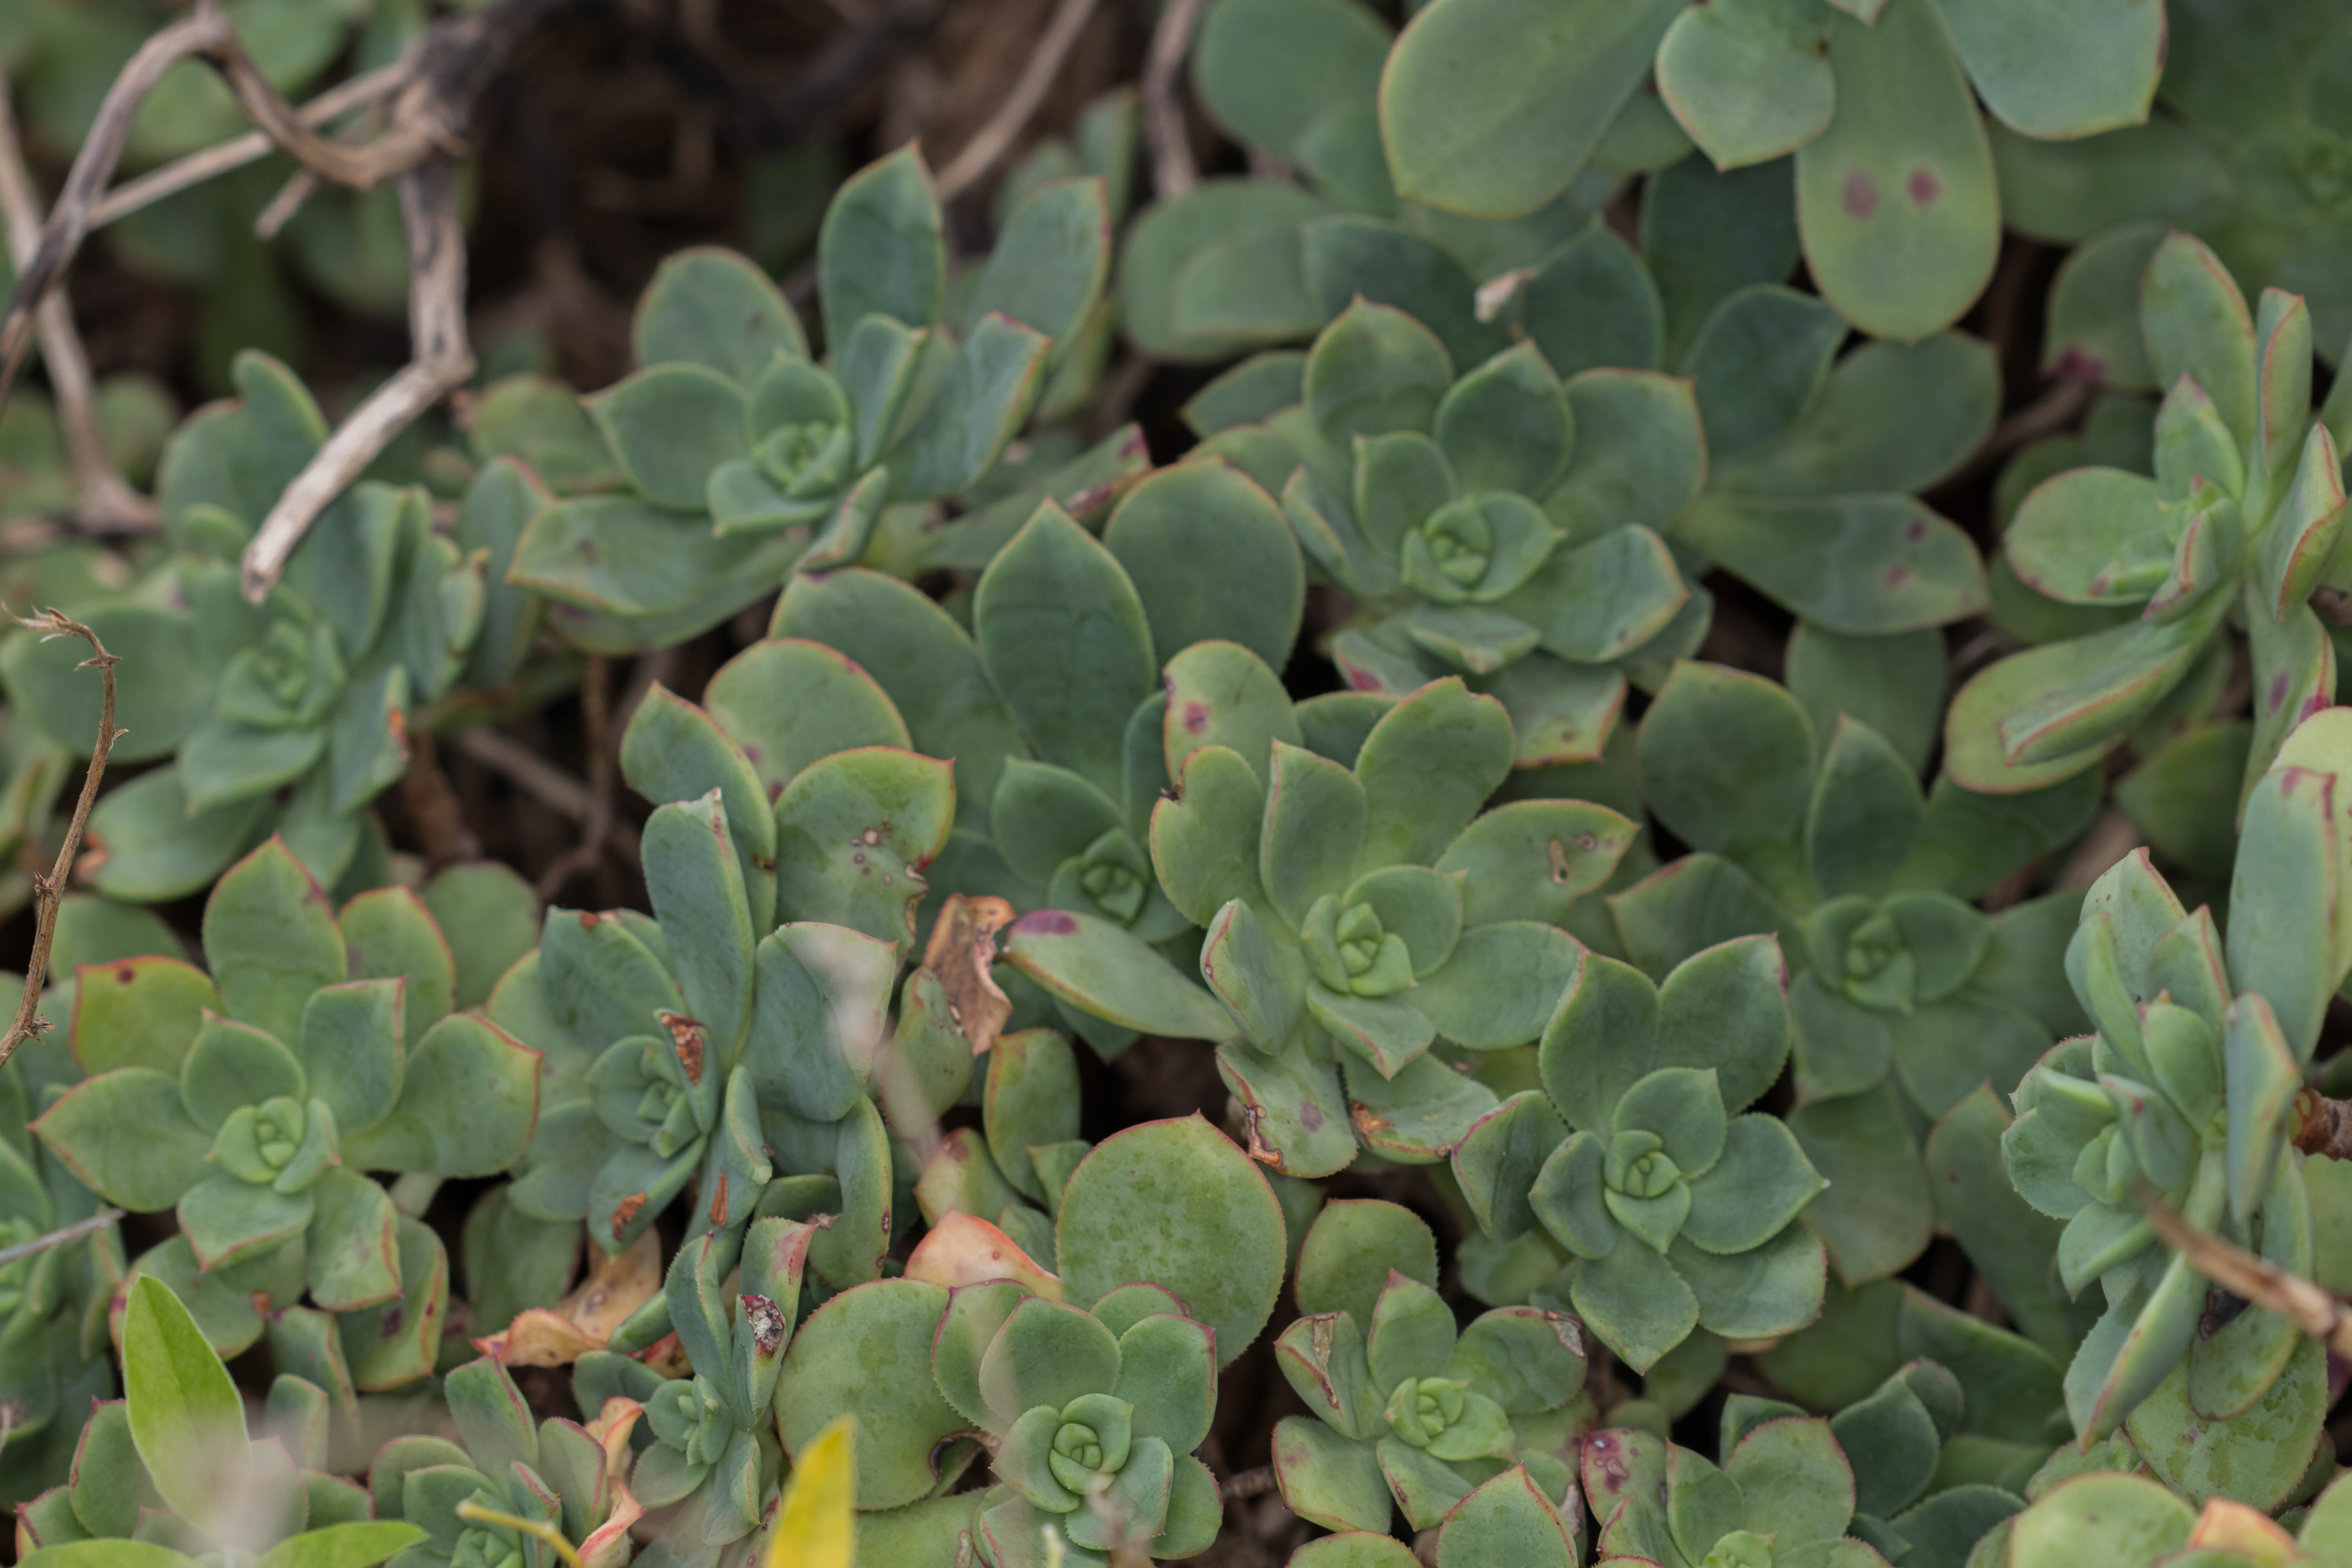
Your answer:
[18,2,2352,1564]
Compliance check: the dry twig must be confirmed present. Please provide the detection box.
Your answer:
[534,655,617,900]
[934,0,1106,200]
[2146,1196,2352,1359]
[0,9,231,404]
[252,168,322,240]
[0,1209,125,1269]
[0,611,120,1072]
[0,0,569,594]
[449,726,641,866]
[1218,1466,1278,1503]
[0,83,152,532]
[1940,376,2097,492]
[85,63,409,231]
[238,160,474,603]
[1143,0,1208,200]
[401,728,481,870]
[2293,1088,2352,1162]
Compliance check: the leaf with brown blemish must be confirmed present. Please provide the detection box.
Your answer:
[471,1227,662,1366]
[920,893,1017,1056]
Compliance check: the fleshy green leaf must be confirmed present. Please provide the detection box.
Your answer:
[122,1276,247,1534]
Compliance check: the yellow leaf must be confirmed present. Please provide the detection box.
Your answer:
[768,1414,857,1568]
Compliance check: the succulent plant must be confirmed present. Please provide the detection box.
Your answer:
[938,1284,1222,1566]
[2002,1470,2352,1568]
[2002,709,2352,1448]
[40,0,2352,1555]
[1580,1410,1887,1568]
[566,1220,817,1567]
[369,1352,642,1568]
[1670,285,1996,642]
[495,670,964,1275]
[1728,1358,2030,1563]
[1191,299,1696,767]
[1270,1224,1589,1539]
[1451,934,1825,1372]
[16,1275,420,1562]
[1376,0,2162,339]
[29,838,540,1381]
[1120,0,1662,369]
[1613,659,2097,1284]
[1005,670,1637,1176]
[765,478,1305,1008]
[2002,0,2352,373]
[0,352,486,905]
[1756,1280,2074,1505]
[776,1117,1285,1554]
[1948,236,2349,804]
[911,1025,1089,1271]
[509,148,1109,653]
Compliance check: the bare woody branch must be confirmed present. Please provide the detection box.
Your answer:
[238,160,474,603]
[0,10,231,404]
[934,0,1106,200]
[0,81,153,531]
[0,1209,124,1270]
[1143,0,1209,200]
[449,726,640,867]
[85,62,409,232]
[0,611,121,1073]
[534,655,616,901]
[0,0,572,571]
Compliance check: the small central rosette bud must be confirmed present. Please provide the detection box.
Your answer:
[589,1012,713,1160]
[1076,829,1150,925]
[647,1374,735,1468]
[1379,1375,1512,1462]
[208,1094,338,1194]
[452,1523,527,1568]
[755,419,853,500]
[1838,909,1912,1008]
[1601,1127,1691,1252]
[1048,1419,1108,1491]
[1395,494,1561,606]
[1303,895,1416,999]
[216,617,343,731]
[1007,1391,1136,1507]
[1700,1530,1775,1568]
[1801,890,1989,1016]
[1422,503,1491,587]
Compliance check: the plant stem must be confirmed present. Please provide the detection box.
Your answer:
[0,1208,123,1268]
[0,611,118,1072]
[2293,1089,2352,1161]
[2146,1194,2352,1358]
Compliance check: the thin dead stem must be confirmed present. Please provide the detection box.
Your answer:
[1941,376,2096,492]
[0,610,120,1072]
[85,64,410,231]
[2293,1089,2352,1162]
[534,655,617,900]
[0,0,564,586]
[1218,1465,1277,1502]
[401,728,481,870]
[2146,1194,2352,1359]
[0,1208,124,1269]
[0,81,152,531]
[448,727,640,862]
[0,11,230,405]
[238,160,474,602]
[1143,0,1207,200]
[934,0,1105,200]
